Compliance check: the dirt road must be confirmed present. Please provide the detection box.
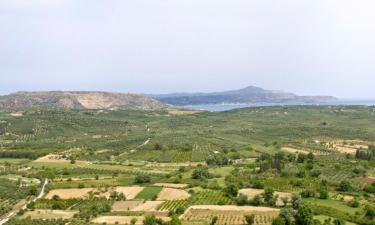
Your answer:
[0,179,48,225]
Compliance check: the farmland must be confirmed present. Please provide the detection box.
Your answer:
[0,106,375,225]
[181,206,280,225]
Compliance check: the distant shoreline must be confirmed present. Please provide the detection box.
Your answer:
[183,100,375,111]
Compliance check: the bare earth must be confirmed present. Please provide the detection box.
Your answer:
[282,147,311,155]
[323,140,370,154]
[133,201,165,212]
[334,194,355,202]
[334,145,358,154]
[154,183,189,189]
[92,216,144,225]
[45,188,94,199]
[10,112,23,117]
[157,188,191,200]
[34,154,70,163]
[34,154,89,166]
[23,210,78,219]
[92,216,170,225]
[115,186,145,200]
[238,189,264,197]
[356,176,375,185]
[112,201,143,212]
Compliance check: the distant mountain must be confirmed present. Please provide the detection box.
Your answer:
[0,91,168,111]
[151,86,337,106]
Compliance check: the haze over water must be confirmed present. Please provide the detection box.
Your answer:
[186,100,375,111]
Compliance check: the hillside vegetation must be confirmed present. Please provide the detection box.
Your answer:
[1,106,375,225]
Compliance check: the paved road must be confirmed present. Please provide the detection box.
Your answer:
[0,178,48,225]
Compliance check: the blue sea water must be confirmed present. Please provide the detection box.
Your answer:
[183,100,375,112]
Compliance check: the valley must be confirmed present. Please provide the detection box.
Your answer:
[0,106,374,225]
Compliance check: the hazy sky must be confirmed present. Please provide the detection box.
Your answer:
[1,0,374,99]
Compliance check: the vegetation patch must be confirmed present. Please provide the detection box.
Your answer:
[135,186,162,200]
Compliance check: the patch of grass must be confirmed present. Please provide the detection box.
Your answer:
[27,162,80,169]
[314,215,357,225]
[0,158,30,164]
[135,186,162,200]
[305,198,361,215]
[190,187,233,205]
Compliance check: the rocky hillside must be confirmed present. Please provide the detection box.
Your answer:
[0,91,168,111]
[152,86,337,105]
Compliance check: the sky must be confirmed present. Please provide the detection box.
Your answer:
[0,0,374,99]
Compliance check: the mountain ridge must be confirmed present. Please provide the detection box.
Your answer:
[0,91,168,111]
[151,86,337,106]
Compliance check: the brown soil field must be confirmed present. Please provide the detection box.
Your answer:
[34,154,89,166]
[45,188,94,199]
[112,200,143,211]
[323,140,370,154]
[157,188,191,200]
[154,183,189,189]
[92,216,144,225]
[334,194,355,202]
[92,216,170,225]
[34,154,70,163]
[238,188,264,197]
[356,176,375,185]
[10,112,23,117]
[133,201,165,212]
[282,147,311,155]
[115,186,145,199]
[23,210,78,219]
[334,145,358,154]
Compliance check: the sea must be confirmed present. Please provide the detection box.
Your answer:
[183,100,375,112]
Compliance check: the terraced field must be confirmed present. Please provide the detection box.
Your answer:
[191,189,233,205]
[159,200,190,211]
[182,206,279,225]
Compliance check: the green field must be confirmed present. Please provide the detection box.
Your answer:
[314,215,357,225]
[135,186,163,200]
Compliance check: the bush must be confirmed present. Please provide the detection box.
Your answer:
[134,174,151,184]
[311,170,322,178]
[348,199,360,208]
[337,181,351,192]
[319,189,329,199]
[191,167,211,180]
[301,189,315,198]
[236,194,249,206]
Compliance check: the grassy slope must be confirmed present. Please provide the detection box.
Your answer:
[0,106,375,162]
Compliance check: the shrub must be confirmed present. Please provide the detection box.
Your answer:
[134,174,151,184]
[336,181,351,192]
[191,167,211,180]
